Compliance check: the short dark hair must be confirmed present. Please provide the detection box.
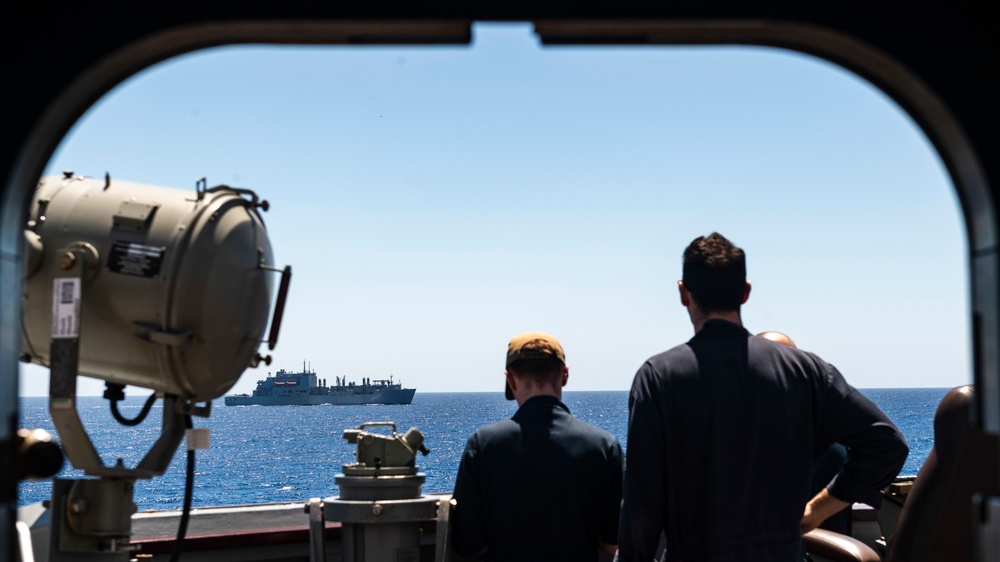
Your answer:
[682,232,747,313]
[508,358,564,389]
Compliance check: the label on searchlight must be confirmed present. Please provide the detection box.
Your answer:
[108,241,165,277]
[52,278,81,338]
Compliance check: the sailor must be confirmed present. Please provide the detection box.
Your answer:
[451,331,624,562]
[618,232,908,562]
[756,330,795,348]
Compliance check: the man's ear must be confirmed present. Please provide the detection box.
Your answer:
[504,370,517,401]
[505,370,517,393]
[742,281,752,304]
[561,366,569,387]
[678,281,691,307]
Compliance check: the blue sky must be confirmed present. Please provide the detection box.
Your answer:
[20,23,968,396]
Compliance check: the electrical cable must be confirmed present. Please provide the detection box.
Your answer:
[110,393,158,426]
[169,414,195,562]
[104,382,158,426]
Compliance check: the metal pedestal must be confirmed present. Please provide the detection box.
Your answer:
[326,474,438,562]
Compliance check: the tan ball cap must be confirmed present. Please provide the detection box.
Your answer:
[504,332,565,400]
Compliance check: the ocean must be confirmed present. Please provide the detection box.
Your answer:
[17,388,948,510]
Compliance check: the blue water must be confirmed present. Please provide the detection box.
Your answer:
[17,388,947,510]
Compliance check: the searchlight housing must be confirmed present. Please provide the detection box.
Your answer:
[22,173,289,400]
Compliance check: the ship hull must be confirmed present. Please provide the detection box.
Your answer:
[224,388,415,406]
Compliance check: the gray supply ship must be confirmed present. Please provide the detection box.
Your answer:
[224,363,415,406]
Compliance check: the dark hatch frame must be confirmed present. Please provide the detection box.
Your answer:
[2,3,998,558]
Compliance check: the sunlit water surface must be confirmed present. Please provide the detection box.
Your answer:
[18,388,946,510]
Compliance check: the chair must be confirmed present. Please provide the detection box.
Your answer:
[803,528,880,562]
[886,385,999,562]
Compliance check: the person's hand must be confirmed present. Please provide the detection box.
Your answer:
[801,488,850,534]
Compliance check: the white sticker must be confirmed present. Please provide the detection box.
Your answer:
[186,428,211,450]
[52,278,81,339]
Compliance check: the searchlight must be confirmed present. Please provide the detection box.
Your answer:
[18,172,291,560]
